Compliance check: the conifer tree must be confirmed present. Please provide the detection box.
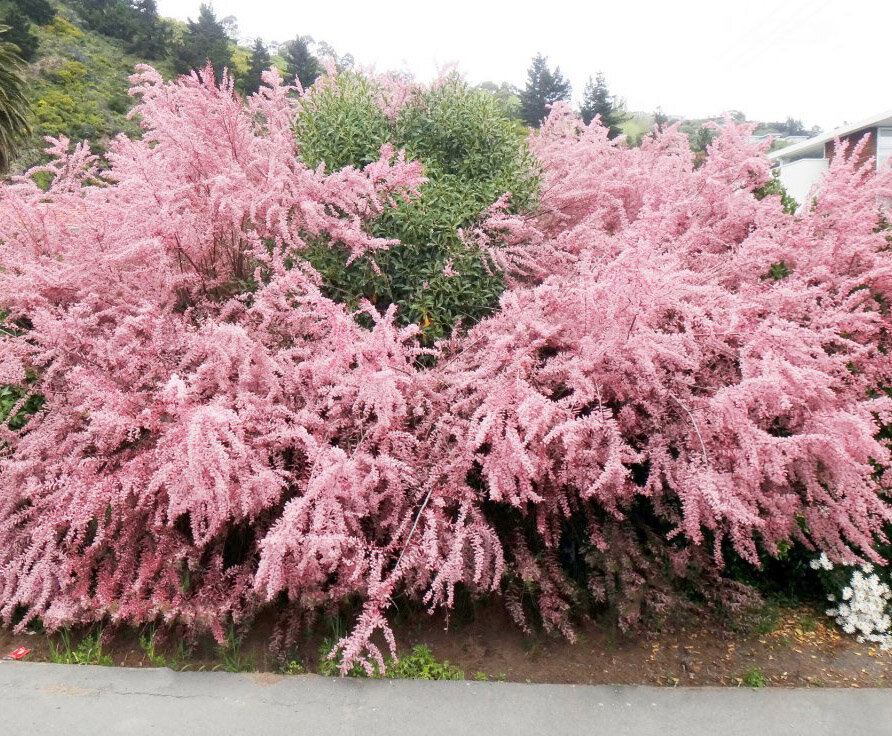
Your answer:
[127,0,169,59]
[282,35,320,89]
[519,53,571,127]
[579,72,628,138]
[243,37,271,95]
[172,3,232,81]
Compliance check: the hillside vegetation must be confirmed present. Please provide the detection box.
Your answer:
[3,2,266,170]
[7,7,154,167]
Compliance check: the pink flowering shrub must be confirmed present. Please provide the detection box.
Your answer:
[0,65,426,643]
[2,65,892,675]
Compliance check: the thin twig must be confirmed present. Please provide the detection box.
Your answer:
[668,391,709,465]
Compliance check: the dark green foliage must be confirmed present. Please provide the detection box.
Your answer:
[0,311,44,429]
[282,34,319,89]
[0,24,30,170]
[0,384,44,430]
[763,261,792,281]
[653,106,669,131]
[1,8,39,60]
[15,0,54,24]
[295,72,539,341]
[242,37,270,95]
[172,3,232,81]
[753,170,798,214]
[71,0,134,39]
[579,73,628,138]
[519,53,570,128]
[723,536,824,606]
[69,0,168,58]
[126,0,169,58]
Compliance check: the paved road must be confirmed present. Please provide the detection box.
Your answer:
[2,660,891,735]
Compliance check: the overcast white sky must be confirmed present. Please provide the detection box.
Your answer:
[158,0,891,130]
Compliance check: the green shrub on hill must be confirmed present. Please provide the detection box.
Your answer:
[12,7,175,169]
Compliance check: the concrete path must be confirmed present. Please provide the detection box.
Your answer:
[2,660,891,735]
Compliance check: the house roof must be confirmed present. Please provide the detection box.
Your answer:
[768,108,892,162]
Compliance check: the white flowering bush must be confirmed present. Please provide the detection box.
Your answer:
[811,553,892,650]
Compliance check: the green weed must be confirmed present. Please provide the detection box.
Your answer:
[742,666,767,688]
[139,628,167,668]
[214,628,253,673]
[385,645,464,681]
[280,660,304,675]
[48,629,113,666]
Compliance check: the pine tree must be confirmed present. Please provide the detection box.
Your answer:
[519,53,571,127]
[579,73,628,138]
[172,3,233,81]
[127,1,169,59]
[653,107,669,131]
[282,35,319,89]
[243,37,271,96]
[0,25,30,172]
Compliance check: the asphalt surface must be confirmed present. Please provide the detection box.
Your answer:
[2,660,891,735]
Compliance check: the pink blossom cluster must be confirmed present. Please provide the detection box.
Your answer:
[2,68,892,675]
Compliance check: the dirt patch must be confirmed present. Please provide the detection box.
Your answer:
[2,602,890,687]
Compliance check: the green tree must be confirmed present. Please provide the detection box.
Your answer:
[0,7,38,61]
[579,73,628,138]
[783,116,806,136]
[172,3,233,81]
[71,0,135,39]
[126,0,169,58]
[519,53,570,127]
[316,40,354,72]
[15,0,55,24]
[653,106,669,131]
[478,81,522,120]
[282,35,319,89]
[0,25,30,172]
[242,37,270,95]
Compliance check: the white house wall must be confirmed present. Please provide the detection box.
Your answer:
[777,158,829,210]
[878,127,892,170]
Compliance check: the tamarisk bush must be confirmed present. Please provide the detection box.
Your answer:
[0,64,426,641]
[2,66,892,676]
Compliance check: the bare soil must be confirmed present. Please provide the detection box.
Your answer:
[2,602,890,687]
